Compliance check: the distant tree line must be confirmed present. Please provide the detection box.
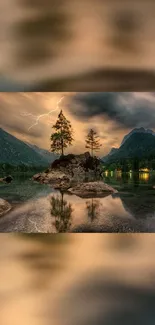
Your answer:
[105,157,155,172]
[0,163,45,173]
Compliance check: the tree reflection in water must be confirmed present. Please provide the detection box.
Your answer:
[51,192,73,232]
[86,199,102,222]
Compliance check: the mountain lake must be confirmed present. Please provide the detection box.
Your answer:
[1,171,155,232]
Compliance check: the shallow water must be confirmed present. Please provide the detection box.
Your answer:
[1,172,155,232]
[0,172,54,204]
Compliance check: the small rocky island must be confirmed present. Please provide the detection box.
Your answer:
[33,152,117,198]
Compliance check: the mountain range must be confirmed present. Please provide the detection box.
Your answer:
[0,128,56,167]
[102,127,155,163]
[1,126,155,168]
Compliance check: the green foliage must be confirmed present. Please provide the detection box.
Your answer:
[51,110,74,156]
[85,129,102,157]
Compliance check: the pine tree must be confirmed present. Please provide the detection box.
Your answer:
[51,110,74,156]
[85,129,102,157]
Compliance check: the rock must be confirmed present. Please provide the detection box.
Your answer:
[68,181,118,198]
[33,170,71,186]
[53,181,71,191]
[4,175,13,183]
[33,173,46,182]
[33,173,42,181]
[33,153,104,188]
[0,198,11,216]
[50,152,103,178]
[0,175,13,183]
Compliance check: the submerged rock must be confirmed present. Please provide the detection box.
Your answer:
[68,181,118,198]
[0,198,11,216]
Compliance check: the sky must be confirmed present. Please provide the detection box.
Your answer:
[1,92,155,157]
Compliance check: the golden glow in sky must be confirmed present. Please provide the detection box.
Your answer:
[1,92,155,157]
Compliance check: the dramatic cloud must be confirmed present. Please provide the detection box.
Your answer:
[71,92,155,129]
[1,92,155,156]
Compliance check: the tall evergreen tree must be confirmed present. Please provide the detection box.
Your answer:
[51,110,74,156]
[85,129,102,157]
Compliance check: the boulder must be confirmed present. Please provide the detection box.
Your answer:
[33,173,44,182]
[68,181,118,198]
[4,175,13,183]
[0,175,13,183]
[33,170,71,187]
[0,198,11,216]
[50,152,103,178]
[53,181,71,191]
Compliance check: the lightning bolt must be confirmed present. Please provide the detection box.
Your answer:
[21,96,65,131]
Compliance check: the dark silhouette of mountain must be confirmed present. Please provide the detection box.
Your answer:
[26,143,58,164]
[0,128,56,167]
[102,128,155,163]
[102,148,119,163]
[121,127,155,146]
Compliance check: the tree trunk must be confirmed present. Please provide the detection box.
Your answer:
[61,191,64,215]
[61,135,64,156]
[61,127,64,156]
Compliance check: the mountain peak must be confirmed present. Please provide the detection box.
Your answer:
[102,127,155,163]
[121,127,155,146]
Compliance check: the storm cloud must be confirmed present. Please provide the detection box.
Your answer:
[1,92,155,156]
[71,92,155,129]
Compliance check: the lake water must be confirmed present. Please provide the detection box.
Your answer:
[1,171,155,232]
